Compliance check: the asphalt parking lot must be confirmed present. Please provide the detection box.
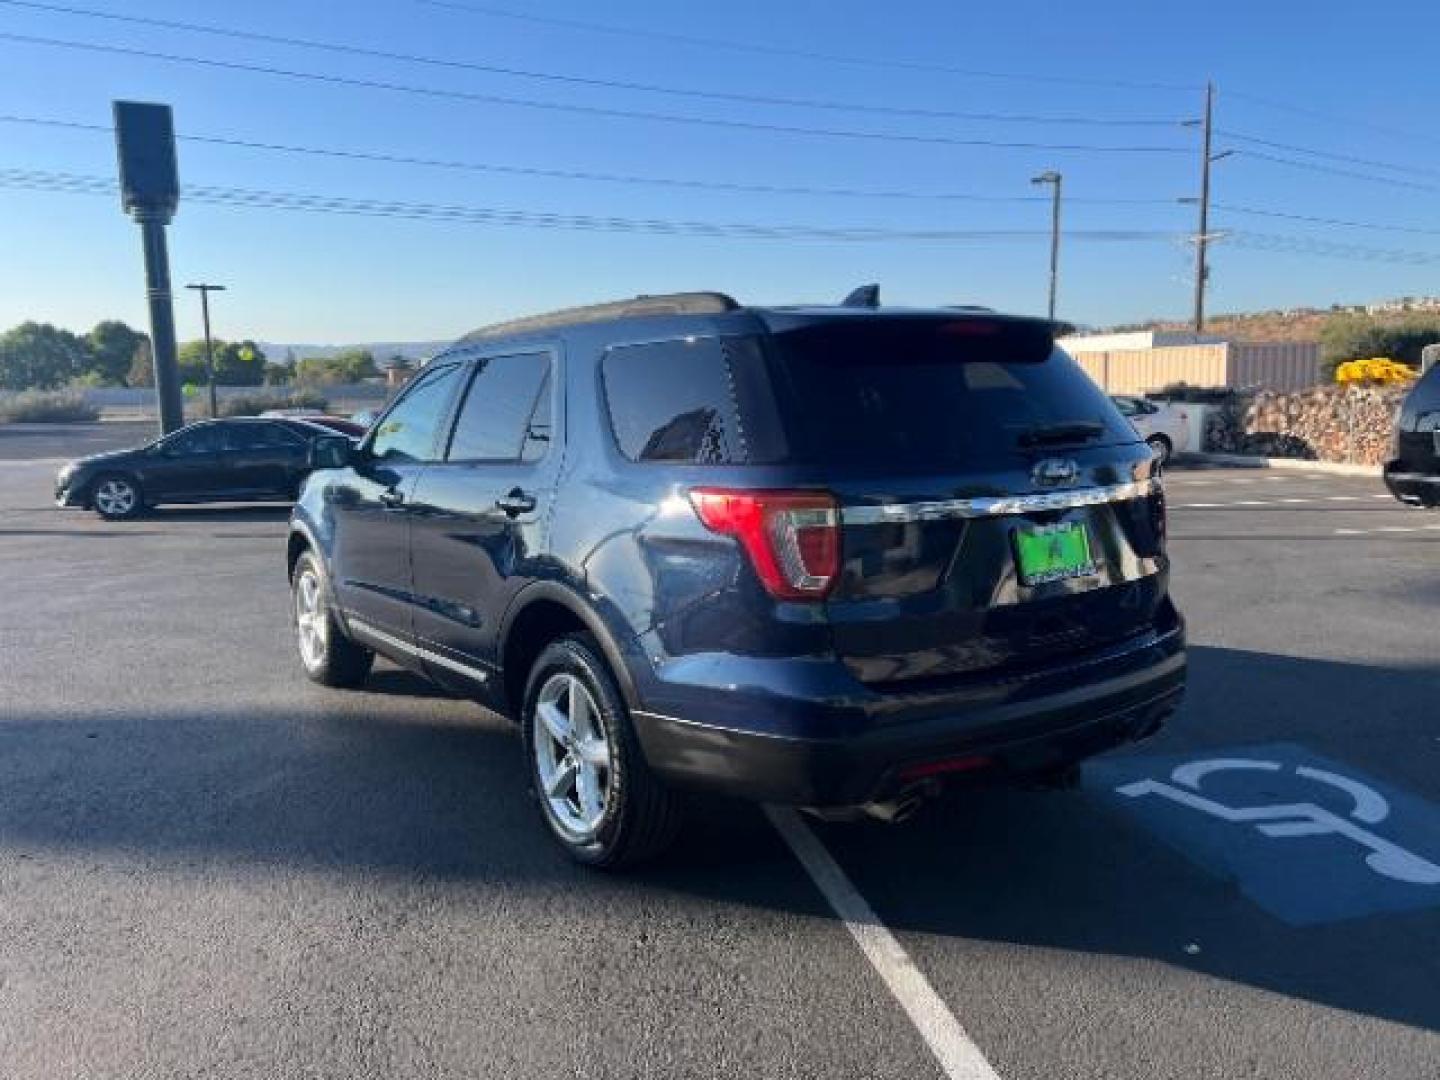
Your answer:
[2,427,1437,1079]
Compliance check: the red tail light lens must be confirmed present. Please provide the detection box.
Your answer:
[688,488,840,600]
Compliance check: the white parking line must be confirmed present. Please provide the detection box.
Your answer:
[1334,524,1440,536]
[766,806,1002,1080]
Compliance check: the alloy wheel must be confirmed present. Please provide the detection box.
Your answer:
[94,478,137,517]
[533,672,613,840]
[294,566,329,670]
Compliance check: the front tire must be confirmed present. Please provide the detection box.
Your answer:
[91,474,144,520]
[291,550,374,688]
[522,635,682,868]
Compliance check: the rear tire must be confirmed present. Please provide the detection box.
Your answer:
[522,634,682,869]
[91,473,144,520]
[291,550,374,688]
[1146,435,1173,466]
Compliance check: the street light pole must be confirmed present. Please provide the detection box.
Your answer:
[186,283,226,418]
[1030,170,1062,321]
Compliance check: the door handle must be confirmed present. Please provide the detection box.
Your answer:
[379,487,405,509]
[496,488,537,517]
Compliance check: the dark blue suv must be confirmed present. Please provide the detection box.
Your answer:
[287,292,1185,866]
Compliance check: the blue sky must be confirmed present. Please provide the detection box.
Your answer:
[1,0,1438,344]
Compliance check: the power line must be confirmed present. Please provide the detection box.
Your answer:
[0,0,1185,128]
[1218,129,1440,180]
[0,33,1194,154]
[0,167,1184,243]
[1224,230,1440,266]
[1231,148,1440,195]
[0,113,1180,206]
[414,0,1198,92]
[1222,88,1440,149]
[1214,203,1440,238]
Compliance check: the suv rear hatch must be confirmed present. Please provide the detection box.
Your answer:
[1394,364,1440,474]
[758,312,1169,691]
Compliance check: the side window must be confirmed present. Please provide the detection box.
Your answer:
[1112,397,1139,417]
[369,364,462,463]
[602,338,744,464]
[446,353,552,464]
[166,424,224,455]
[228,422,300,449]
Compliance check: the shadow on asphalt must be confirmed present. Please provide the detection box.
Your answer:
[141,505,292,523]
[0,646,1435,1031]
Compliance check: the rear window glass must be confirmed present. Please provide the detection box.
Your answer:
[764,319,1135,466]
[601,337,785,464]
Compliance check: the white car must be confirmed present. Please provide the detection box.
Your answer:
[1111,395,1192,464]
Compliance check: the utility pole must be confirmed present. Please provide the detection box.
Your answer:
[1181,84,1234,335]
[1030,170,1062,321]
[1192,82,1214,333]
[186,283,226,418]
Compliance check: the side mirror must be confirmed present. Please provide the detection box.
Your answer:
[309,434,356,470]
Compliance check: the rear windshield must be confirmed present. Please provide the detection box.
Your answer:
[763,319,1136,467]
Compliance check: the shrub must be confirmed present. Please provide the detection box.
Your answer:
[200,390,329,418]
[1320,313,1440,377]
[1333,357,1416,387]
[0,389,101,423]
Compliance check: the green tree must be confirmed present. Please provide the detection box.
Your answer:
[175,338,265,386]
[177,338,214,385]
[330,347,378,382]
[0,322,89,390]
[215,340,266,386]
[85,320,148,386]
[295,348,379,385]
[262,361,291,386]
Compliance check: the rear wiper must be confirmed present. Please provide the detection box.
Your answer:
[1017,421,1105,447]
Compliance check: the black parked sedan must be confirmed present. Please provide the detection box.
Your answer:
[55,417,345,520]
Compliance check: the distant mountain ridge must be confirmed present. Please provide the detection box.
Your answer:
[257,340,452,366]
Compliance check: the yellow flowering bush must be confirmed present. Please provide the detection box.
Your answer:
[1334,357,1417,386]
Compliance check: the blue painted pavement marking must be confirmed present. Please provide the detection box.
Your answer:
[1087,742,1440,926]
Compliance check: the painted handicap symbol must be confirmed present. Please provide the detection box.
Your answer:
[1117,757,1440,886]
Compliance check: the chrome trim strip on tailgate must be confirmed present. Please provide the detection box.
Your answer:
[840,478,1158,525]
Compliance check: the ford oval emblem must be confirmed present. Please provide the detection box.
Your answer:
[1032,458,1079,487]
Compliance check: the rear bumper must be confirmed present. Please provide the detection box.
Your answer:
[631,621,1186,806]
[1383,463,1440,507]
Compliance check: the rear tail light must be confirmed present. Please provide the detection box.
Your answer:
[688,488,840,600]
[897,755,991,783]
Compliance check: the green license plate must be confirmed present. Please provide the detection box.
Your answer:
[1013,521,1096,585]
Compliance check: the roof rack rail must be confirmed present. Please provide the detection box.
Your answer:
[460,291,741,342]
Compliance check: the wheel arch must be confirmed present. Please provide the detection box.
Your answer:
[499,582,643,718]
[286,517,327,582]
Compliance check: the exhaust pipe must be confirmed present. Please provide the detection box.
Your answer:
[862,779,940,823]
[800,781,939,825]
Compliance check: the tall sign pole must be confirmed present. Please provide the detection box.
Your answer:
[113,101,183,435]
